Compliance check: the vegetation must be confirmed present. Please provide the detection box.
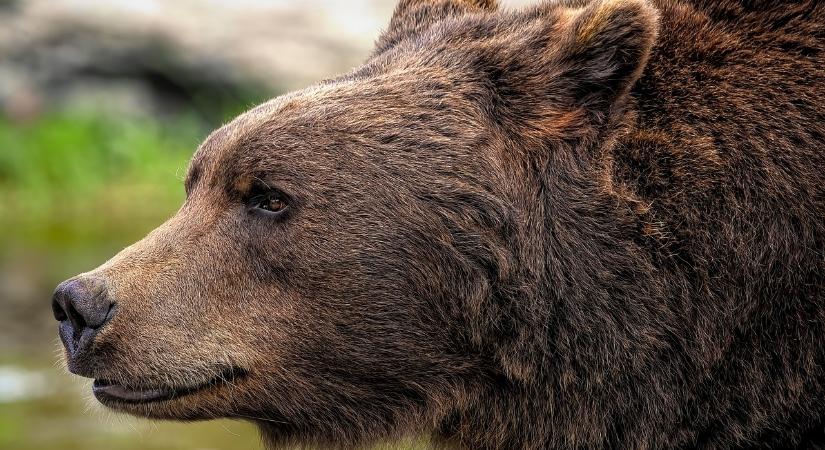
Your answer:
[0,111,204,254]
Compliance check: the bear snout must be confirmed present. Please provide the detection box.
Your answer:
[52,276,116,376]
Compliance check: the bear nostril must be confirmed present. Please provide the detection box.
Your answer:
[52,296,68,322]
[66,301,88,334]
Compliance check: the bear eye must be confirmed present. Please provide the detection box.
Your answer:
[250,192,288,215]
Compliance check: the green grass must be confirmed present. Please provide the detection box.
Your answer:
[0,111,206,254]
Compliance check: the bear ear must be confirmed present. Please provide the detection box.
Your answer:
[494,0,659,146]
[375,0,498,54]
[557,0,659,113]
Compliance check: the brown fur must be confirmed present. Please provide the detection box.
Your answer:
[55,0,824,448]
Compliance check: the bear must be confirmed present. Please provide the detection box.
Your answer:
[51,0,824,448]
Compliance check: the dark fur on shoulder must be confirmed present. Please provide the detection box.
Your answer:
[55,0,824,448]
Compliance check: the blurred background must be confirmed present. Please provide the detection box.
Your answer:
[0,0,527,448]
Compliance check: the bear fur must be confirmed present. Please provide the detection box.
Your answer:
[56,0,824,449]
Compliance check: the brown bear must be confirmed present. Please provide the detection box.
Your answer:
[52,0,824,448]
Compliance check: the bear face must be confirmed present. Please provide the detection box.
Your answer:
[76,73,511,435]
[52,0,662,447]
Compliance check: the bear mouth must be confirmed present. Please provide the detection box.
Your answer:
[92,367,246,404]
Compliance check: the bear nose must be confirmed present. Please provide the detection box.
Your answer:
[52,277,114,357]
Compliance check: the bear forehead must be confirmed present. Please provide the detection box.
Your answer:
[188,64,490,178]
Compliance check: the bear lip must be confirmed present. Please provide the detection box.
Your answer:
[93,379,177,403]
[92,367,246,404]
